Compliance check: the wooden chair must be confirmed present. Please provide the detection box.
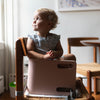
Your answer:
[15,38,27,100]
[15,37,90,100]
[67,37,100,94]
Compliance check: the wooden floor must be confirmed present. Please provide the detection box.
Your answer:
[0,91,14,100]
[0,91,100,100]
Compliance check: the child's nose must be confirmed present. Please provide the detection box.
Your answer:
[33,20,36,23]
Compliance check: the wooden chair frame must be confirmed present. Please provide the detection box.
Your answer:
[15,38,26,100]
[67,37,99,62]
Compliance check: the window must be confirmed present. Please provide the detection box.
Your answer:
[0,0,4,41]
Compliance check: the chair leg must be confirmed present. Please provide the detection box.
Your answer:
[94,77,97,95]
[87,71,91,95]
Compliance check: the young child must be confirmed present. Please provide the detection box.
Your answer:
[26,8,76,61]
[27,8,63,60]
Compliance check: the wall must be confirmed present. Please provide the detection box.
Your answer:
[16,0,100,64]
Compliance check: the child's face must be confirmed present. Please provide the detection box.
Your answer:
[32,12,51,33]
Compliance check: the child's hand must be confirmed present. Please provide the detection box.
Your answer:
[43,50,56,59]
[43,53,51,59]
[47,50,56,58]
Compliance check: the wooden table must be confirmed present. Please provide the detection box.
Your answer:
[80,40,100,47]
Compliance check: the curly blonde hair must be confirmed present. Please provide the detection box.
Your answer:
[34,8,58,30]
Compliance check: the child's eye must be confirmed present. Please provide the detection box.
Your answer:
[37,17,40,20]
[33,17,41,21]
[37,17,41,20]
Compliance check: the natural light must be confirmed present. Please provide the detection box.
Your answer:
[0,0,2,41]
[0,0,3,41]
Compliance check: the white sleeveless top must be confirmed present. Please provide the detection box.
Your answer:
[28,32,60,54]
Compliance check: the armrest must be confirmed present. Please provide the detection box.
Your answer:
[63,54,76,61]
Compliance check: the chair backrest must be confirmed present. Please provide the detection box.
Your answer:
[67,37,99,63]
[15,37,28,100]
[87,70,100,95]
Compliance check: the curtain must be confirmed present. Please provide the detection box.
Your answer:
[0,0,18,90]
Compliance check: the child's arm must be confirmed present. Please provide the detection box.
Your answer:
[26,37,44,59]
[26,37,52,59]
